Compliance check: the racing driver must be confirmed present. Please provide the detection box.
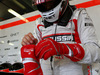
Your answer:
[21,0,100,75]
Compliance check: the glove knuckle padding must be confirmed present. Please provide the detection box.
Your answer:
[46,38,59,53]
[66,44,85,62]
[35,38,60,59]
[35,38,71,60]
[35,40,47,56]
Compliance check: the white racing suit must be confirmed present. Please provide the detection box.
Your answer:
[34,8,100,75]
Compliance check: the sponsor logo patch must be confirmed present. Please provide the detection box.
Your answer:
[85,23,93,26]
[43,34,75,42]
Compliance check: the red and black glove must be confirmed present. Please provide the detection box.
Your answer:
[35,38,85,62]
[21,45,43,75]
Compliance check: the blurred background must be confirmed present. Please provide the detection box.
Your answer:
[0,0,37,21]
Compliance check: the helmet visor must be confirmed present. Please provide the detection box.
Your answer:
[33,0,61,12]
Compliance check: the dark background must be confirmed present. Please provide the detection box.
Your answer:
[0,0,37,22]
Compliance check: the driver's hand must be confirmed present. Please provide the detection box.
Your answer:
[21,32,38,46]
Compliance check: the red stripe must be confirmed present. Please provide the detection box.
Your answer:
[37,24,44,40]
[37,24,44,34]
[27,14,41,22]
[76,0,100,8]
[0,15,41,29]
[73,19,81,43]
[87,66,92,75]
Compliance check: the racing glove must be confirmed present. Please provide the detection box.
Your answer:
[35,38,85,62]
[21,45,43,75]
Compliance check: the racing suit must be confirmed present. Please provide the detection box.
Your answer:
[34,8,100,75]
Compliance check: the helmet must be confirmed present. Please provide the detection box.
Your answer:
[33,0,69,22]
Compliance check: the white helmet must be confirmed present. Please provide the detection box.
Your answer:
[33,0,69,22]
